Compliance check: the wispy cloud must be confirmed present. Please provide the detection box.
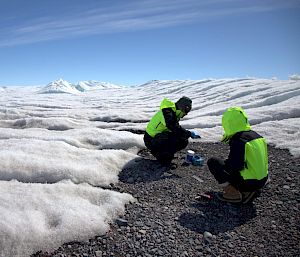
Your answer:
[0,0,299,47]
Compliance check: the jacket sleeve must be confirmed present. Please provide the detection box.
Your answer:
[162,108,191,138]
[224,137,245,174]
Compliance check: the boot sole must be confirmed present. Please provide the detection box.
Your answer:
[216,193,242,203]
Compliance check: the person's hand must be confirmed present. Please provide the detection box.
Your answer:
[190,131,201,139]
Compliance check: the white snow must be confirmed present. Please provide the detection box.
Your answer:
[0,180,134,257]
[0,78,300,256]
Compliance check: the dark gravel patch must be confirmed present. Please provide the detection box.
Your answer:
[33,142,300,257]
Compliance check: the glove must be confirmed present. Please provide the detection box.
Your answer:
[190,131,201,139]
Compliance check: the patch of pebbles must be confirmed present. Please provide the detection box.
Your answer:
[33,142,300,257]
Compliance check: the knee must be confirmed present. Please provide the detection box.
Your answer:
[207,157,224,172]
[143,134,152,150]
[207,157,217,168]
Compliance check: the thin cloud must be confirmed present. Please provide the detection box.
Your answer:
[0,0,299,47]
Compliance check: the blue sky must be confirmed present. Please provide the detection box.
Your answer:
[0,0,299,86]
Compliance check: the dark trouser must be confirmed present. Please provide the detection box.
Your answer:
[144,132,188,165]
[207,157,268,192]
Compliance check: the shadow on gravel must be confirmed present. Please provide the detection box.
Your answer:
[119,157,181,184]
[178,199,257,234]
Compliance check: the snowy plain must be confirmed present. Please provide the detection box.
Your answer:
[0,78,299,256]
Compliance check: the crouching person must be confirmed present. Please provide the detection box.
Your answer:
[208,107,268,204]
[144,96,199,169]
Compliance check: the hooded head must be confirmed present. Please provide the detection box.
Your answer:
[175,96,192,118]
[221,106,251,143]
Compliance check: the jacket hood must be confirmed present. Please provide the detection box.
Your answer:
[221,107,251,142]
[160,98,176,111]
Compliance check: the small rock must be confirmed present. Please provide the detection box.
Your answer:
[135,221,144,227]
[286,176,292,181]
[95,251,102,257]
[194,239,201,244]
[224,233,232,240]
[203,231,213,243]
[157,249,164,256]
[181,251,189,257]
[116,218,128,227]
[228,243,234,248]
[162,172,173,177]
[138,229,147,235]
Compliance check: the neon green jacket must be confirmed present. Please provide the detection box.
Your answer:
[222,107,268,180]
[146,98,188,138]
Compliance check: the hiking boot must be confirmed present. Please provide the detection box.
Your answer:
[217,184,242,203]
[241,191,257,204]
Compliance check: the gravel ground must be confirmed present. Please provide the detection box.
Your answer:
[33,142,300,257]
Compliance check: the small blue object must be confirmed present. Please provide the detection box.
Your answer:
[191,131,201,139]
[192,155,204,166]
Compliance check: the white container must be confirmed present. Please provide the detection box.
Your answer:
[185,150,195,163]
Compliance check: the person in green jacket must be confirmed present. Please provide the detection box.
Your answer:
[207,106,268,204]
[144,96,200,169]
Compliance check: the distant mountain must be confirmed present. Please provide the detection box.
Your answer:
[75,80,121,92]
[39,79,122,94]
[289,74,300,81]
[39,79,79,94]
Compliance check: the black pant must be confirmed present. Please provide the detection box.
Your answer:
[144,132,188,165]
[207,157,268,192]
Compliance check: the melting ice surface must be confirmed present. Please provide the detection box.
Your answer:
[0,78,299,256]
